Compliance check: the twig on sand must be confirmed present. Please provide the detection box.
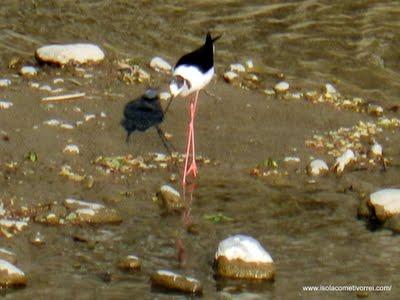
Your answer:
[41,92,86,102]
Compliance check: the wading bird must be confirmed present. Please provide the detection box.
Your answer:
[169,32,221,185]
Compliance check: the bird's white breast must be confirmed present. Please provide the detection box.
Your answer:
[173,65,214,97]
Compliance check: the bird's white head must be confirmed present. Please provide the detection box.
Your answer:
[169,75,191,98]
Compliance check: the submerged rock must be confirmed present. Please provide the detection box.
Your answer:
[0,259,27,287]
[307,159,329,176]
[150,57,172,72]
[35,43,105,65]
[64,198,122,225]
[369,189,400,222]
[214,235,275,280]
[157,185,185,212]
[150,270,202,295]
[117,255,141,271]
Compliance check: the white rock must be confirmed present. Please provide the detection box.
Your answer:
[274,81,289,93]
[215,234,273,263]
[84,114,96,121]
[0,259,25,277]
[76,208,96,216]
[0,219,28,231]
[63,144,80,154]
[39,85,52,91]
[245,59,254,70]
[60,123,74,130]
[223,71,239,82]
[43,119,61,126]
[36,43,105,65]
[0,101,13,110]
[230,63,246,73]
[159,92,172,101]
[30,82,40,88]
[149,57,172,72]
[325,83,337,95]
[308,159,329,176]
[370,143,383,157]
[369,189,400,221]
[291,92,302,99]
[0,79,11,87]
[160,185,180,198]
[64,198,104,210]
[333,149,355,174]
[284,156,300,163]
[53,78,64,84]
[263,89,276,96]
[20,66,38,76]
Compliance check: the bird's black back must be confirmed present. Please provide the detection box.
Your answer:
[175,32,220,73]
[121,90,164,139]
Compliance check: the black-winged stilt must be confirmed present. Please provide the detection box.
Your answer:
[121,89,172,152]
[169,32,221,186]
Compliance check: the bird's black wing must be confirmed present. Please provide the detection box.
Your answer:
[175,41,213,73]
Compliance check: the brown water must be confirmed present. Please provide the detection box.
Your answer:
[1,1,400,299]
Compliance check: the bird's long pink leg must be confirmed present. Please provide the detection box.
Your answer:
[182,91,199,185]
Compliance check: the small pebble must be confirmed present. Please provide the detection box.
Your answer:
[63,144,80,154]
[117,255,141,271]
[29,231,45,246]
[53,78,64,84]
[150,57,172,72]
[245,59,254,70]
[0,79,11,87]
[333,149,355,174]
[0,101,13,110]
[274,81,289,93]
[325,83,337,95]
[307,159,329,176]
[159,92,172,101]
[39,85,52,91]
[20,66,38,76]
[230,63,246,73]
[84,114,96,122]
[223,71,239,83]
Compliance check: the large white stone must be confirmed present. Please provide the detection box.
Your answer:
[36,43,105,65]
[215,234,273,263]
[369,189,400,221]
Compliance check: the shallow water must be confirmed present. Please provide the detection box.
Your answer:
[1,1,400,299]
